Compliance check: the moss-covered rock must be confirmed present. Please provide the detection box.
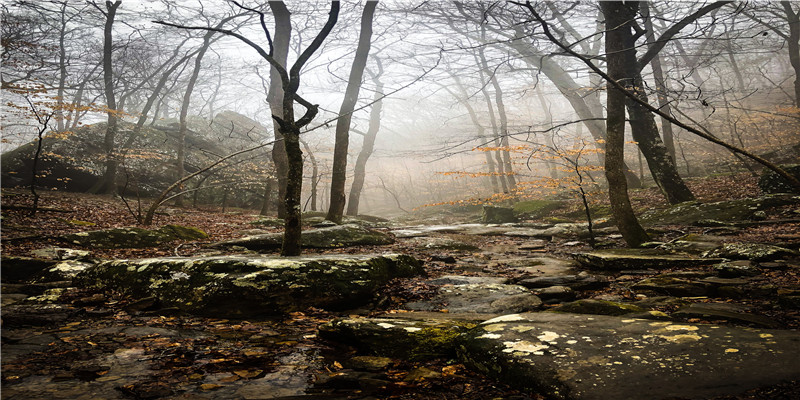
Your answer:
[550,299,644,316]
[574,249,722,271]
[319,314,479,360]
[74,253,423,316]
[405,237,480,251]
[758,164,800,194]
[61,225,207,249]
[482,206,517,224]
[215,224,394,251]
[632,276,712,297]
[512,200,566,219]
[249,217,285,228]
[703,243,797,261]
[640,195,800,226]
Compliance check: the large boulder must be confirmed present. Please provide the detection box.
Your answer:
[319,313,480,360]
[703,243,797,261]
[758,164,800,194]
[74,253,423,316]
[215,224,394,251]
[482,206,517,223]
[639,194,800,226]
[458,312,800,400]
[61,225,207,249]
[574,249,722,271]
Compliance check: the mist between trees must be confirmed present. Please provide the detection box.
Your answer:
[2,1,799,251]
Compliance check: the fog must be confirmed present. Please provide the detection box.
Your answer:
[2,1,798,217]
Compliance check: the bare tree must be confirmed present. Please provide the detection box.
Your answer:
[327,0,378,224]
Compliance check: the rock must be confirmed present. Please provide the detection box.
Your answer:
[574,249,722,271]
[75,253,423,316]
[518,273,608,291]
[2,293,28,307]
[550,299,644,316]
[343,356,393,371]
[512,200,566,219]
[404,367,441,381]
[427,275,508,286]
[632,276,711,297]
[532,286,575,303]
[1,303,77,326]
[673,303,780,328]
[29,247,91,261]
[458,312,800,400]
[312,220,338,228]
[406,237,479,251]
[429,254,457,264]
[758,164,800,194]
[34,260,94,282]
[640,194,800,226]
[61,224,207,249]
[249,216,284,228]
[482,206,517,223]
[713,260,761,277]
[319,314,479,360]
[406,283,542,314]
[1,256,58,283]
[518,240,548,250]
[215,224,394,250]
[703,243,797,261]
[657,234,726,253]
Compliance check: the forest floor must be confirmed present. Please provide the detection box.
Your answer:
[2,172,800,399]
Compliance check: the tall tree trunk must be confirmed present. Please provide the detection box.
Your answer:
[626,71,696,204]
[346,65,383,216]
[326,0,377,224]
[176,31,215,206]
[90,0,121,195]
[301,138,319,211]
[260,178,274,216]
[476,51,509,193]
[268,1,292,219]
[602,1,649,247]
[489,64,516,192]
[783,1,800,106]
[55,2,68,133]
[448,72,499,193]
[641,2,676,162]
[535,86,560,179]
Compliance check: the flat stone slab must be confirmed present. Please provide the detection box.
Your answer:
[74,254,422,317]
[574,249,724,271]
[215,224,394,251]
[459,312,800,400]
[406,283,542,314]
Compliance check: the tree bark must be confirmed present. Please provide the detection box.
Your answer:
[301,138,319,211]
[489,63,516,191]
[268,1,292,219]
[346,65,383,216]
[783,1,800,107]
[326,0,377,224]
[602,1,650,247]
[641,2,676,162]
[90,0,121,195]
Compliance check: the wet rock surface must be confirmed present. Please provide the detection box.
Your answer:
[75,254,424,316]
[216,224,395,250]
[459,312,800,400]
[574,249,722,270]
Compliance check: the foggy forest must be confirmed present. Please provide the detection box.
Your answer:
[2,1,800,399]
